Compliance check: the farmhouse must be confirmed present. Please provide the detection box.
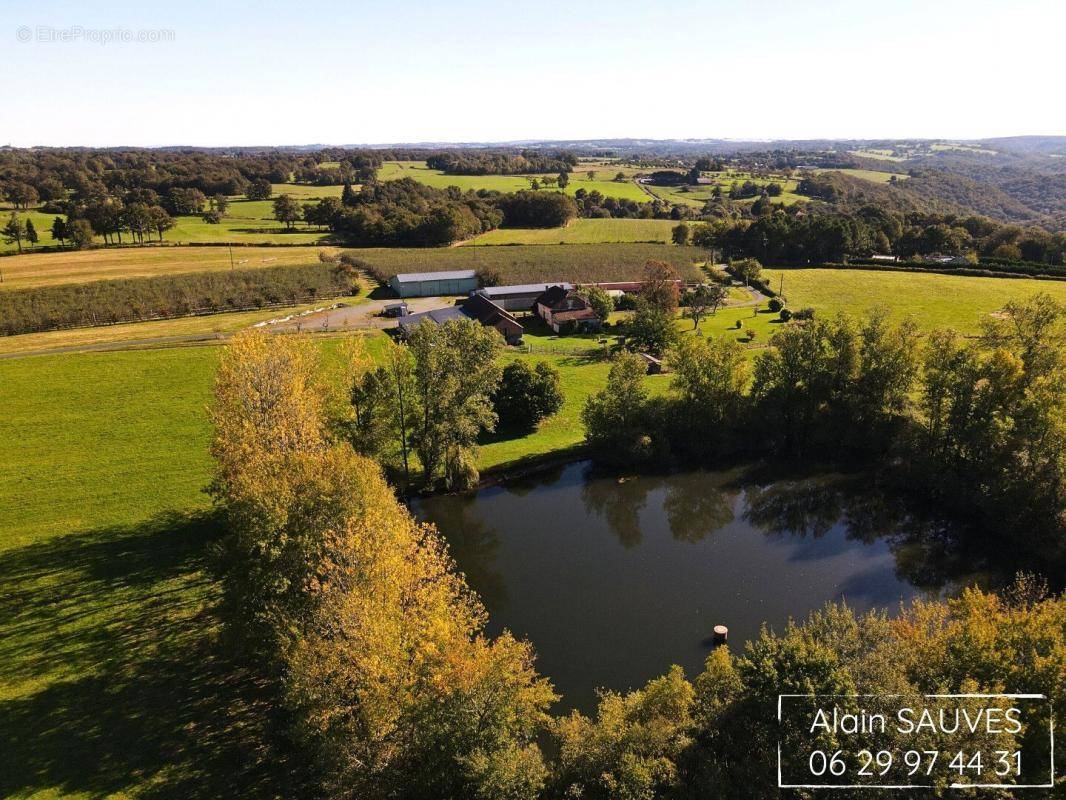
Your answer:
[398,293,524,344]
[475,282,572,311]
[534,285,601,333]
[389,269,479,298]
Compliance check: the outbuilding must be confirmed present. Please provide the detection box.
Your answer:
[398,294,524,345]
[389,269,479,298]
[475,282,572,312]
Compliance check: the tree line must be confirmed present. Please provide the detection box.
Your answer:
[426,150,578,175]
[691,205,1066,266]
[584,294,1066,557]
[295,179,578,246]
[208,323,1066,799]
[0,262,357,335]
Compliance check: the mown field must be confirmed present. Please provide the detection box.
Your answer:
[0,245,331,290]
[0,344,311,798]
[765,267,1066,332]
[462,218,679,245]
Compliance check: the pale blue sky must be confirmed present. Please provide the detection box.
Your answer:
[5,0,1065,146]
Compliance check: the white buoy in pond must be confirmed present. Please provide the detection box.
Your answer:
[712,625,729,646]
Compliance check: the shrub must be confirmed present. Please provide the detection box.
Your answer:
[779,308,792,322]
[767,298,783,313]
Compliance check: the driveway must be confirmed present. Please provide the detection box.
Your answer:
[264,295,459,333]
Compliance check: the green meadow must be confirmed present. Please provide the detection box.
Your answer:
[764,267,1066,332]
[376,160,650,203]
[0,184,344,254]
[644,171,805,208]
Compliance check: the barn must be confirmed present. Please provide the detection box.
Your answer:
[389,269,479,298]
[475,282,572,312]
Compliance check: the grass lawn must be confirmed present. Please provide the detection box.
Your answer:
[764,268,1066,332]
[462,218,679,245]
[0,245,331,290]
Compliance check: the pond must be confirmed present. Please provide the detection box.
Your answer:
[411,461,988,713]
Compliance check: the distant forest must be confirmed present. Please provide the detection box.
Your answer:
[3,138,1066,253]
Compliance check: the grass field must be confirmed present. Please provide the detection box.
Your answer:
[462,218,679,245]
[0,184,344,254]
[643,172,805,208]
[0,295,365,356]
[849,149,909,162]
[0,245,331,290]
[376,160,650,203]
[0,337,623,800]
[814,168,909,183]
[764,268,1066,332]
[347,242,706,284]
[0,208,67,251]
[0,344,309,797]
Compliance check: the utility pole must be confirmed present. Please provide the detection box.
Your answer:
[228,243,235,271]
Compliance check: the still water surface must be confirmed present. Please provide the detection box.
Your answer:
[413,462,949,711]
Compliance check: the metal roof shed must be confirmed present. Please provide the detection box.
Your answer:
[389,270,479,298]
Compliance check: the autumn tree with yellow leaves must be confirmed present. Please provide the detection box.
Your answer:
[210,330,555,799]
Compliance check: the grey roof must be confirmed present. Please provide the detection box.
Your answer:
[392,269,477,283]
[398,305,471,329]
[478,282,572,297]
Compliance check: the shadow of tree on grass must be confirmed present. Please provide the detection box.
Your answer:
[0,511,305,799]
